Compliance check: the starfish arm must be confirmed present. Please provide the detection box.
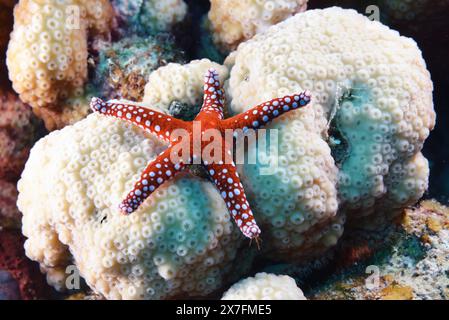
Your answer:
[199,68,225,119]
[119,147,186,214]
[222,91,311,130]
[90,98,190,143]
[205,159,261,239]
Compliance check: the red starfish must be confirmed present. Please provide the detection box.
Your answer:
[90,69,311,240]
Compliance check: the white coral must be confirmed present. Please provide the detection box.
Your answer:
[208,0,308,52]
[222,273,306,300]
[17,113,249,299]
[6,0,113,128]
[225,8,434,231]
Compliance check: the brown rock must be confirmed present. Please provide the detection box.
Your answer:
[0,180,21,228]
[381,284,414,300]
[0,89,45,182]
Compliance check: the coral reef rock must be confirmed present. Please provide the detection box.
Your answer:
[224,7,435,260]
[0,180,22,229]
[222,272,307,300]
[93,35,185,102]
[0,88,45,229]
[309,200,449,300]
[0,89,44,182]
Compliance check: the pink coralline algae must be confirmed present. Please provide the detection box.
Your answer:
[0,230,52,300]
[0,180,22,229]
[0,89,44,228]
[0,89,44,182]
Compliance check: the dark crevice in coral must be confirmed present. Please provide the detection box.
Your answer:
[168,101,201,121]
[328,118,349,168]
[327,90,352,168]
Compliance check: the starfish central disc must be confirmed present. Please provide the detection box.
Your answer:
[90,69,311,240]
